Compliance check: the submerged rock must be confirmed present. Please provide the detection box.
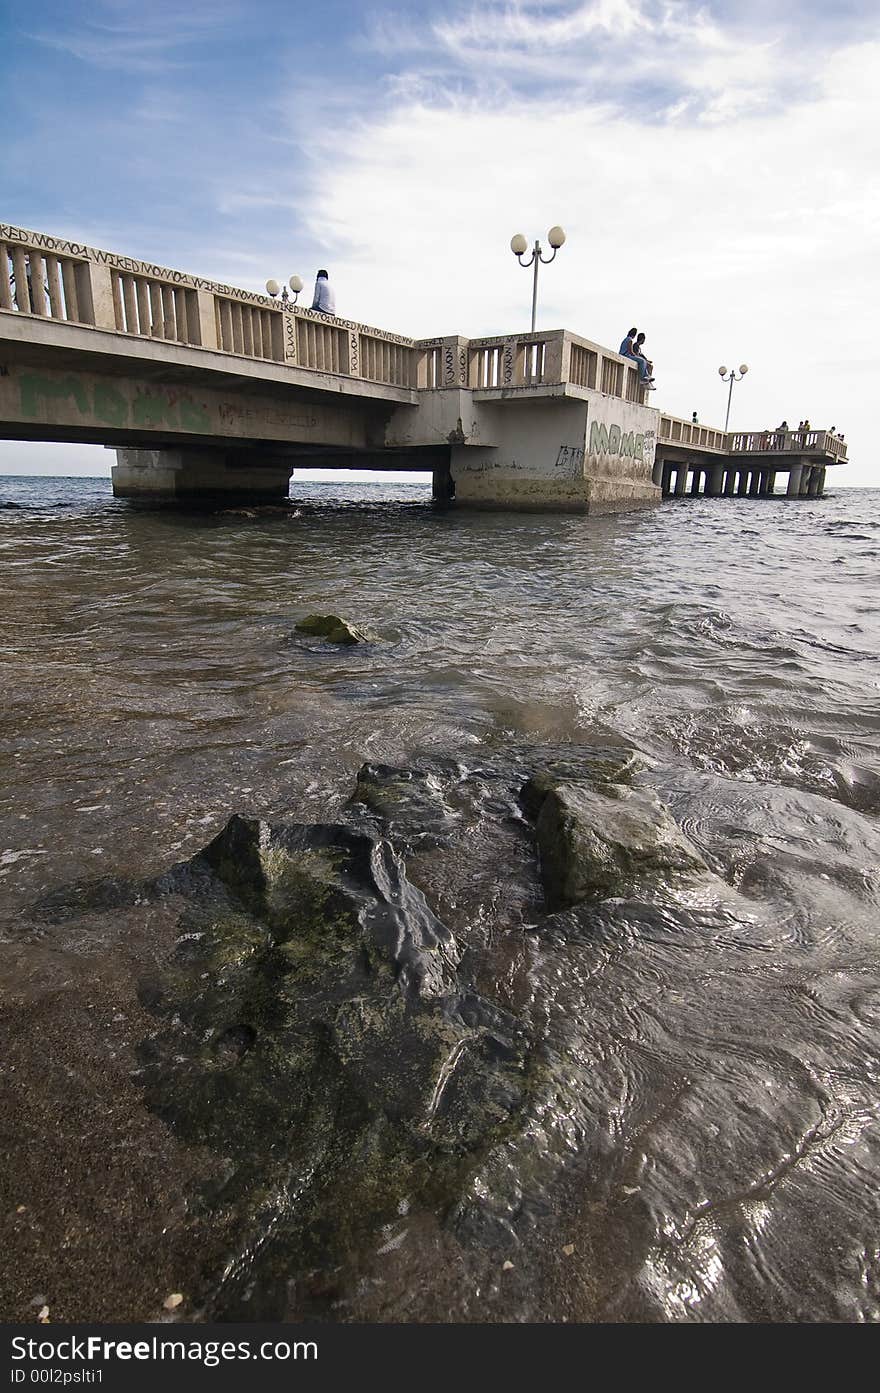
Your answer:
[295,613,369,644]
[523,776,708,909]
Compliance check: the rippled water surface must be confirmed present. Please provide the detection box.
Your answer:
[2,473,879,1322]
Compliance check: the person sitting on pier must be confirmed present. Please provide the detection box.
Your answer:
[619,327,655,388]
[311,269,336,315]
[634,332,655,386]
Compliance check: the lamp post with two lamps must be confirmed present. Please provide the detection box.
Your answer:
[265,275,304,305]
[719,362,749,431]
[510,226,566,333]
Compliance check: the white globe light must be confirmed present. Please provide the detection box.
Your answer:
[289,275,304,293]
[718,365,727,377]
[739,363,749,374]
[547,225,566,249]
[265,279,280,297]
[510,233,528,256]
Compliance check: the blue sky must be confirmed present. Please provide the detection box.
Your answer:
[2,0,878,483]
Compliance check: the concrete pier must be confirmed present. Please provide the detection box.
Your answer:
[0,221,850,511]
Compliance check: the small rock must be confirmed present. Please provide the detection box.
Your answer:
[163,1292,184,1311]
[38,1306,50,1322]
[562,1244,575,1257]
[295,613,369,645]
[502,1260,515,1271]
[16,1205,26,1213]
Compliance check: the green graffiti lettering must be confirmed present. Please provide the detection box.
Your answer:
[635,434,644,459]
[179,397,211,431]
[621,431,635,458]
[589,421,609,454]
[93,382,128,427]
[132,393,178,428]
[19,373,90,418]
[608,424,621,454]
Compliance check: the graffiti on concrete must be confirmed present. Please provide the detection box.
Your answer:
[555,444,584,473]
[588,420,646,460]
[18,372,210,432]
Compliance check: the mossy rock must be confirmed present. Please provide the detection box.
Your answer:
[295,613,369,644]
[523,778,708,909]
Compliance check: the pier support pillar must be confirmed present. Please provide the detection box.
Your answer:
[662,462,673,496]
[807,467,822,497]
[724,469,736,496]
[706,466,724,497]
[432,458,455,504]
[737,470,750,496]
[674,463,689,496]
[815,466,826,497]
[112,448,293,505]
[652,458,664,488]
[766,471,776,496]
[690,468,702,496]
[786,465,803,498]
[749,470,761,496]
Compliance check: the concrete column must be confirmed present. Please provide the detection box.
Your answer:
[801,467,812,497]
[766,471,776,496]
[808,467,822,497]
[674,463,689,496]
[112,447,293,505]
[432,458,455,504]
[737,470,750,496]
[706,466,724,497]
[662,462,673,496]
[749,470,761,496]
[786,465,803,498]
[76,262,117,330]
[690,468,702,496]
[652,457,664,487]
[723,469,736,496]
[815,467,826,497]
[192,290,219,351]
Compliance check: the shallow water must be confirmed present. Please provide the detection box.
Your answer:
[2,473,879,1322]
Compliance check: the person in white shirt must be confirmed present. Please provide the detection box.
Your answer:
[311,269,336,314]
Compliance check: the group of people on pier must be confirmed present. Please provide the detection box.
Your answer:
[619,328,655,389]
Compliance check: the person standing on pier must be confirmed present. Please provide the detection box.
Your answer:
[311,269,336,315]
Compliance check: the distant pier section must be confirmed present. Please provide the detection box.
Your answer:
[0,222,847,511]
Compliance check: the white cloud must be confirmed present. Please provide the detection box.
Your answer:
[279,17,880,485]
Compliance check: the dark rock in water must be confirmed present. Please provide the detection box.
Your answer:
[523,777,708,909]
[1,501,23,509]
[295,613,369,644]
[135,811,529,1317]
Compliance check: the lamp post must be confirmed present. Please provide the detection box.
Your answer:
[265,274,304,306]
[510,226,566,332]
[718,363,749,431]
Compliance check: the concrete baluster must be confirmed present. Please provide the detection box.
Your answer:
[45,256,64,319]
[0,243,12,311]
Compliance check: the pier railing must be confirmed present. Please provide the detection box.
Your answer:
[415,329,647,405]
[0,222,417,390]
[659,415,848,462]
[727,428,848,461]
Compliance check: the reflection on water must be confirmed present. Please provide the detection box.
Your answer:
[1,474,880,1322]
